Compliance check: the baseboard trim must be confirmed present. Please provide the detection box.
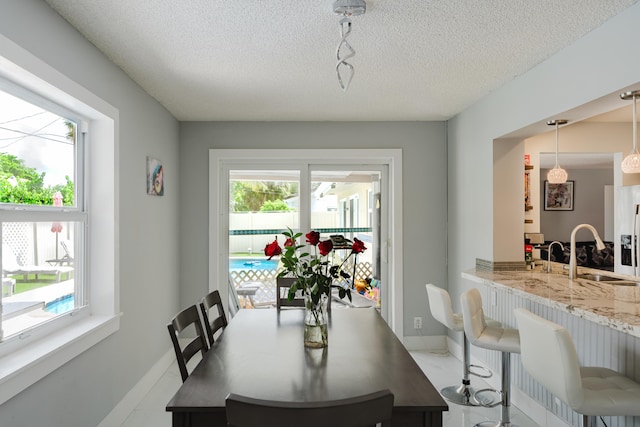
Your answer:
[403,334,448,351]
[97,349,175,427]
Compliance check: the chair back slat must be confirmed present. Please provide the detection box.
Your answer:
[200,290,228,346]
[276,277,305,309]
[167,304,208,382]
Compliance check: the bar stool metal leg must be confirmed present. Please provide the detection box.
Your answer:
[440,333,476,405]
[440,332,494,406]
[474,352,518,427]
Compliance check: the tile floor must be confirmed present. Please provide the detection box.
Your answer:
[119,348,538,427]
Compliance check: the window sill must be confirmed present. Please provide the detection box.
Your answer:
[0,313,121,405]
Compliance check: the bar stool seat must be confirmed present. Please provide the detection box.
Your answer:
[425,284,498,406]
[461,288,521,427]
[515,308,640,427]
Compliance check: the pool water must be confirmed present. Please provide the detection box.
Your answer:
[229,258,278,271]
[45,294,74,314]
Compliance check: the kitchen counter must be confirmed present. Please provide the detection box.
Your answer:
[462,267,640,338]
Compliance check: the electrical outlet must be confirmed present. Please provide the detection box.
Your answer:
[414,316,422,329]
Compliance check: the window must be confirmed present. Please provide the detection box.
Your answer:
[0,42,118,405]
[0,85,86,341]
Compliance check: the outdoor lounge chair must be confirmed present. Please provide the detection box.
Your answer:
[2,244,73,282]
[59,239,74,265]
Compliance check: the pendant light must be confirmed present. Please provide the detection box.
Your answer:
[546,119,568,184]
[333,0,366,92]
[620,90,640,174]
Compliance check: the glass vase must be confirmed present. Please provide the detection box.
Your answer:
[304,292,329,348]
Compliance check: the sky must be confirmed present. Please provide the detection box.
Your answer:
[0,89,74,188]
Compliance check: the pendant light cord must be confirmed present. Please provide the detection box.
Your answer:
[554,121,560,167]
[634,94,638,154]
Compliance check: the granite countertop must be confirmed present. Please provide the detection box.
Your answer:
[462,267,640,338]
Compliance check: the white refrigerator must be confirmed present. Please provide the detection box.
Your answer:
[615,185,640,275]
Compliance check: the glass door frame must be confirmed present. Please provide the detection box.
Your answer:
[209,149,404,337]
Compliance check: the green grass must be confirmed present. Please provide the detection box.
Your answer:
[9,274,62,295]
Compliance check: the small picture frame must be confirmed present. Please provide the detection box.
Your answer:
[544,180,573,211]
[147,156,164,196]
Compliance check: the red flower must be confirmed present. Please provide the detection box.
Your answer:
[284,237,295,247]
[351,238,366,254]
[305,231,320,246]
[264,238,282,260]
[318,239,333,256]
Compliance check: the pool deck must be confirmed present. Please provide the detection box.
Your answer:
[3,280,73,305]
[1,280,73,337]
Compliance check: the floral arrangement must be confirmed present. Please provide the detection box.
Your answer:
[264,228,367,306]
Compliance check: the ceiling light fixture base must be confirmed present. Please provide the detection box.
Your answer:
[620,90,640,102]
[333,0,366,17]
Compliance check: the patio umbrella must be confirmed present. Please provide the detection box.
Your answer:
[51,191,63,260]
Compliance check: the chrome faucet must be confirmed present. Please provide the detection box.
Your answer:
[568,224,605,280]
[547,241,564,273]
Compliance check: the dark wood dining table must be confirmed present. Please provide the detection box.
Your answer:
[166,307,447,426]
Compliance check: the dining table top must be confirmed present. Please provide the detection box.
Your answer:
[166,307,447,426]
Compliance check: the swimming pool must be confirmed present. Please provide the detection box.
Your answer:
[45,294,74,314]
[229,258,278,271]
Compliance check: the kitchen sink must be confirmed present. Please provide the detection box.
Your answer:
[577,273,624,282]
[602,281,640,287]
[576,274,640,286]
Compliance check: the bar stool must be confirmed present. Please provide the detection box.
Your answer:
[425,284,496,406]
[515,308,640,427]
[460,288,520,427]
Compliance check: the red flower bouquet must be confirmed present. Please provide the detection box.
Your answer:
[264,228,367,303]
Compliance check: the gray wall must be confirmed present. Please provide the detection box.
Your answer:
[0,1,180,426]
[178,122,448,336]
[540,168,613,242]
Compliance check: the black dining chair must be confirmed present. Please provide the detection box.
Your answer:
[199,290,228,346]
[276,277,306,310]
[225,389,394,427]
[167,304,209,382]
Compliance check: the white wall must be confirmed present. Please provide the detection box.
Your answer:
[0,2,180,426]
[179,122,448,337]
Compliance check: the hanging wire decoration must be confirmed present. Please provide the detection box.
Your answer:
[336,18,355,91]
[333,0,366,92]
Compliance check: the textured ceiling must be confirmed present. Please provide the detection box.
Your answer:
[44,0,639,121]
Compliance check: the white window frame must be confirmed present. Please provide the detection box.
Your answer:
[0,35,119,405]
[350,194,359,228]
[209,149,403,337]
[368,189,373,227]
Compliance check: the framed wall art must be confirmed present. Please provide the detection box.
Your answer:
[146,156,164,196]
[544,180,573,211]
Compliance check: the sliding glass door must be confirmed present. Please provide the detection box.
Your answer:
[227,169,300,309]
[210,149,401,332]
[309,168,383,300]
